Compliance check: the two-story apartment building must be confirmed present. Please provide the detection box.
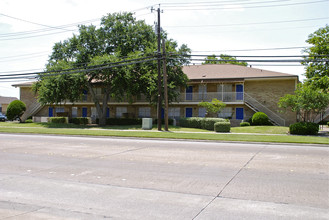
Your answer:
[14,64,299,126]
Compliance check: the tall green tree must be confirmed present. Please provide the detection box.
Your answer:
[33,12,190,126]
[203,54,248,66]
[302,25,329,91]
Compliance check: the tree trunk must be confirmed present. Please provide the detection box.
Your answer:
[87,82,110,127]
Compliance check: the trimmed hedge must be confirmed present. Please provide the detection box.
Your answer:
[49,117,67,124]
[71,117,89,125]
[180,117,228,130]
[202,118,228,130]
[106,118,142,125]
[240,122,250,127]
[252,112,271,125]
[179,117,203,128]
[289,122,319,135]
[153,118,174,126]
[328,122,329,127]
[214,121,231,132]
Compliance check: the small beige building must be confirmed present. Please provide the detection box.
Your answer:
[14,64,300,126]
[0,96,18,114]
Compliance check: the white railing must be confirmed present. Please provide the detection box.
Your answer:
[314,107,329,123]
[244,93,285,126]
[178,92,244,103]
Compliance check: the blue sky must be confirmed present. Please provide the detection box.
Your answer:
[0,0,328,98]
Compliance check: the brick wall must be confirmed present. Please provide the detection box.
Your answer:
[244,78,297,126]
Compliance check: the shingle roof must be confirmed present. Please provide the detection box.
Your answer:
[0,96,18,104]
[182,64,298,80]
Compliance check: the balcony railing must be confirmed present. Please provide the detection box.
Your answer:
[179,92,244,103]
[78,92,244,103]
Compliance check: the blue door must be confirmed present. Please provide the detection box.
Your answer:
[82,107,88,117]
[186,86,193,100]
[106,108,110,118]
[236,108,244,120]
[161,108,164,119]
[186,108,193,117]
[236,84,243,101]
[48,107,53,117]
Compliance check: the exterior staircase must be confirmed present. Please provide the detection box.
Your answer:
[244,93,285,126]
[21,100,43,122]
[314,107,329,123]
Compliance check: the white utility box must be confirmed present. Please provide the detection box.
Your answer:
[142,118,153,130]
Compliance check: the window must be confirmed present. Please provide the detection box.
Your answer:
[198,107,206,117]
[56,107,65,113]
[72,107,77,118]
[138,107,151,118]
[168,107,180,118]
[116,107,127,118]
[199,84,207,100]
[218,107,233,119]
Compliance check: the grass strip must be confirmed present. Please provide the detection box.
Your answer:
[0,126,328,145]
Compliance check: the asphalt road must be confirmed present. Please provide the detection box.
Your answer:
[0,133,328,220]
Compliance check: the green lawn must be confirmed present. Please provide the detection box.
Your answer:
[0,122,328,145]
[231,126,289,134]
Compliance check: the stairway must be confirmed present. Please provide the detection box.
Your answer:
[314,107,329,123]
[21,100,43,122]
[244,93,285,126]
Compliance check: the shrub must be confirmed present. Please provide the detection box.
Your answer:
[153,118,174,126]
[25,119,33,123]
[201,118,227,130]
[214,121,231,132]
[289,122,319,135]
[240,122,250,127]
[71,117,89,125]
[179,117,203,128]
[327,122,329,127]
[6,100,26,121]
[49,117,67,124]
[252,112,271,125]
[106,118,142,125]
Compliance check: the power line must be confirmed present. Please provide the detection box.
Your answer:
[192,46,309,52]
[0,13,74,31]
[164,17,329,28]
[162,0,329,10]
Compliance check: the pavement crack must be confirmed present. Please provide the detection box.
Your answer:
[192,145,267,220]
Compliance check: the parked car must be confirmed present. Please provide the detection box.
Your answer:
[0,113,7,122]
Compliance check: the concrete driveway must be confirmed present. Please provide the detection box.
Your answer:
[0,133,328,219]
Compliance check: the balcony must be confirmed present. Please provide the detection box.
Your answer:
[177,92,244,103]
[78,92,244,103]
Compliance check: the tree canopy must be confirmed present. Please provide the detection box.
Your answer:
[278,83,329,122]
[33,12,190,126]
[203,54,248,66]
[302,25,329,91]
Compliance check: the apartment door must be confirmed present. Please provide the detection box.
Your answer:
[48,107,53,117]
[236,108,244,120]
[82,107,88,117]
[236,84,244,101]
[186,86,193,101]
[186,108,193,117]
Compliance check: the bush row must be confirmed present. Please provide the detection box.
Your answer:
[179,117,228,130]
[289,122,319,135]
[214,121,231,132]
[71,117,89,125]
[49,117,67,124]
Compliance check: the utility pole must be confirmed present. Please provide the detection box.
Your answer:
[162,38,169,131]
[153,6,162,131]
